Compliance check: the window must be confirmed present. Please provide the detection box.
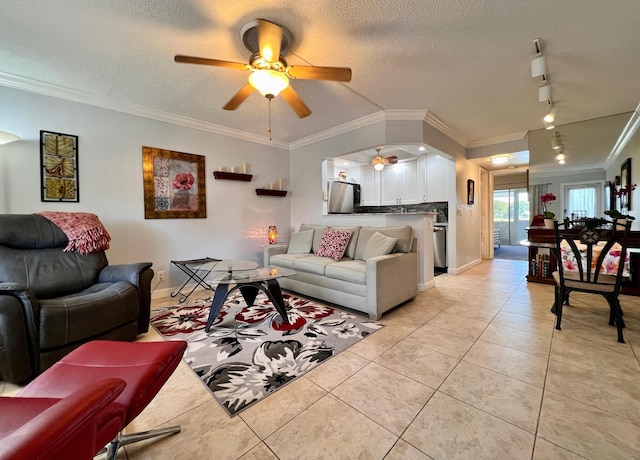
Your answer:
[562,182,603,219]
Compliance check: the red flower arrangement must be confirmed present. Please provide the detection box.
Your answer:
[613,183,636,197]
[540,193,556,219]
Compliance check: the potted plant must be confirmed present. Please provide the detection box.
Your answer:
[604,209,635,225]
[540,193,557,229]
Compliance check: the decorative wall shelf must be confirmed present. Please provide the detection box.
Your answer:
[213,171,252,181]
[256,188,287,197]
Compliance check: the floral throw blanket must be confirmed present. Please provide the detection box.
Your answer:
[560,240,630,278]
[37,212,111,254]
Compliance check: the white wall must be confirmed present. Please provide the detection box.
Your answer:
[452,157,482,272]
[605,119,640,229]
[0,86,290,296]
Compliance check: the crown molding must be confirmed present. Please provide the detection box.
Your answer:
[467,131,528,149]
[605,102,640,169]
[529,167,604,179]
[423,111,468,147]
[0,72,289,149]
[290,110,440,150]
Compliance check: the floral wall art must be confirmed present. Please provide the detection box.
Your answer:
[142,146,206,219]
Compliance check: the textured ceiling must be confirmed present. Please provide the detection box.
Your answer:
[1,0,640,158]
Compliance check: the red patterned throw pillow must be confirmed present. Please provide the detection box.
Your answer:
[315,228,353,260]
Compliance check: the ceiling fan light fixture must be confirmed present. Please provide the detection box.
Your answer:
[490,155,509,165]
[249,70,289,98]
[373,163,384,171]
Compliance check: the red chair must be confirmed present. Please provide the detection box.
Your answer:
[0,378,126,460]
[16,340,187,459]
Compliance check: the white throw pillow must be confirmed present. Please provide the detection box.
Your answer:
[287,230,314,254]
[362,231,398,260]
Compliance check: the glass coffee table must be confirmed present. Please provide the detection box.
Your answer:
[204,262,297,332]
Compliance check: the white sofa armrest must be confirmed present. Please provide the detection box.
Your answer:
[263,245,288,266]
[365,251,418,320]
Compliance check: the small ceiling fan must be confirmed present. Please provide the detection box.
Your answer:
[174,18,352,118]
[371,148,398,171]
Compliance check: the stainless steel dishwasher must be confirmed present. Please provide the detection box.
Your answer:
[433,225,447,269]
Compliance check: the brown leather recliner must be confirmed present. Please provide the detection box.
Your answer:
[0,214,153,384]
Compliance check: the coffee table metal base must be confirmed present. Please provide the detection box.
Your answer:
[205,279,290,332]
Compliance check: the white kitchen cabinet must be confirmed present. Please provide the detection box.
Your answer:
[418,154,451,203]
[360,165,380,205]
[380,160,418,205]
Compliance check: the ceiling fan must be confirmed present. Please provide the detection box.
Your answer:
[371,148,398,171]
[174,18,352,118]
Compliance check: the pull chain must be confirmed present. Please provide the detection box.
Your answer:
[267,95,273,142]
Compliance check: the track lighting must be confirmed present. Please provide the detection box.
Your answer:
[551,131,562,150]
[544,119,555,130]
[538,84,551,102]
[556,153,565,161]
[531,39,547,78]
[558,159,566,165]
[543,106,556,123]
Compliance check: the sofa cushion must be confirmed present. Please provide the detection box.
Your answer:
[325,260,366,284]
[355,226,414,260]
[315,228,353,261]
[299,224,327,253]
[287,230,314,254]
[270,253,309,269]
[330,226,361,260]
[362,231,399,260]
[293,256,338,275]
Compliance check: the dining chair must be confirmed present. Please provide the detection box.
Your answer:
[552,217,632,343]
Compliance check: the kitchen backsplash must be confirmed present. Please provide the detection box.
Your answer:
[354,202,448,222]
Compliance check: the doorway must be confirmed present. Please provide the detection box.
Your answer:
[493,188,529,259]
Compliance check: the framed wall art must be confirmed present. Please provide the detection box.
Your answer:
[620,158,632,211]
[467,179,475,205]
[142,146,206,219]
[40,130,79,202]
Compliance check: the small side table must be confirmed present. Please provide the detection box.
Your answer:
[170,257,221,303]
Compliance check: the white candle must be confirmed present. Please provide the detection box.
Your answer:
[278,178,283,190]
[269,183,274,190]
[218,167,222,172]
[242,163,247,174]
[231,166,235,173]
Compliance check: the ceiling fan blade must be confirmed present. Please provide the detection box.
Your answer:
[223,84,255,110]
[386,156,398,161]
[174,55,250,71]
[287,65,352,82]
[257,19,282,63]
[280,86,311,118]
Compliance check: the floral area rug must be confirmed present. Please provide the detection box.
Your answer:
[150,292,383,416]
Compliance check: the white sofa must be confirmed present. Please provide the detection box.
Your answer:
[263,224,418,320]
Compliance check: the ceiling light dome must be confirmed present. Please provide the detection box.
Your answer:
[249,70,289,98]
[373,163,384,171]
[490,155,510,165]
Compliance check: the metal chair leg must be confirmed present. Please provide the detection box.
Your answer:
[105,426,181,460]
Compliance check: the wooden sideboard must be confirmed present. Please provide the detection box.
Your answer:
[525,226,640,296]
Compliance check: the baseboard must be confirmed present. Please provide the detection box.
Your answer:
[447,258,481,275]
[418,279,436,291]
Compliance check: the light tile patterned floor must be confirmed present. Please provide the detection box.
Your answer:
[4,258,640,459]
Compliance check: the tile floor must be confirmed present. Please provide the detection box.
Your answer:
[3,258,640,459]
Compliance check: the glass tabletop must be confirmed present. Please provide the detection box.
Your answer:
[210,259,260,272]
[211,266,296,285]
